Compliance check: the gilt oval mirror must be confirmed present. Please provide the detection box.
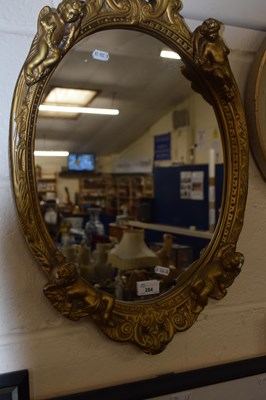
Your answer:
[10,0,248,354]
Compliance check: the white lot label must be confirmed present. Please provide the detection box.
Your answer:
[92,49,110,61]
[137,280,160,296]
[154,265,170,276]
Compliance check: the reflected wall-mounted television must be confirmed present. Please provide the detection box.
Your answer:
[68,153,96,172]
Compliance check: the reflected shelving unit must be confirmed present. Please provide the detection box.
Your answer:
[115,174,154,219]
[79,174,153,218]
[36,173,57,201]
[79,174,116,214]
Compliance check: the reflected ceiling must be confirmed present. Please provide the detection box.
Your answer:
[36,29,192,156]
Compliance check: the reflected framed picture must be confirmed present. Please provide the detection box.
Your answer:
[0,370,29,400]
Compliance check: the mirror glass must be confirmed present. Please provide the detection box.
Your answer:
[35,29,223,301]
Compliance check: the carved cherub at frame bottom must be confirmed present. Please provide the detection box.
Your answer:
[190,245,244,314]
[44,262,115,325]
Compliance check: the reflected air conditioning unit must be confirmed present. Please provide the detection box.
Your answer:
[172,109,190,129]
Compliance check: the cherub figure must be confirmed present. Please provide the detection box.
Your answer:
[193,18,234,99]
[44,262,114,325]
[24,0,85,85]
[191,249,244,314]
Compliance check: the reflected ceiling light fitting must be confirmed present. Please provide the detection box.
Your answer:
[39,88,119,118]
[39,104,119,115]
[160,50,181,60]
[34,151,69,157]
[44,87,97,106]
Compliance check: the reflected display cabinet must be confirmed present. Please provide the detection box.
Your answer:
[79,174,154,218]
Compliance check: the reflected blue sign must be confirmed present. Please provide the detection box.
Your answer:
[154,132,171,161]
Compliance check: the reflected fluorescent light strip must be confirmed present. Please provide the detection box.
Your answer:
[34,151,69,157]
[39,104,119,115]
[160,50,181,60]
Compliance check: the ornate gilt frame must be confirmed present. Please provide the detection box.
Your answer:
[245,36,266,180]
[10,0,248,354]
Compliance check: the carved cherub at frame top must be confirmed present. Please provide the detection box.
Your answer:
[24,0,233,98]
[24,0,86,85]
[192,18,234,100]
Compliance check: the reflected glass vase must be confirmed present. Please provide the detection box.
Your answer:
[93,243,115,281]
[84,208,105,248]
[78,244,96,283]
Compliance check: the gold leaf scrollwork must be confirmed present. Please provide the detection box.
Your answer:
[103,309,175,354]
[165,0,190,39]
[114,320,134,341]
[44,262,115,324]
[133,309,175,354]
[171,303,195,331]
[24,0,86,86]
[190,244,244,314]
[105,0,147,24]
[104,0,188,32]
[166,0,182,22]
[84,0,104,19]
[140,0,170,21]
[106,0,132,13]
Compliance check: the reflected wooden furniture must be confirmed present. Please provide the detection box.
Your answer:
[151,242,193,270]
[115,174,153,219]
[37,174,57,201]
[79,174,116,215]
[79,174,153,218]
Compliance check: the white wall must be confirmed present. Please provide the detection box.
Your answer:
[117,91,222,166]
[1,2,266,400]
[35,92,222,199]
